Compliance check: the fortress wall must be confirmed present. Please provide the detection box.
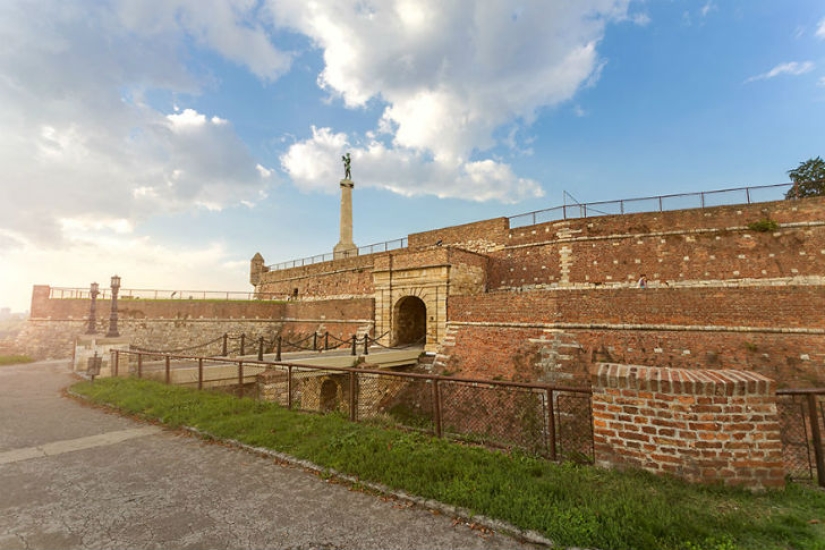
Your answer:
[506,197,825,247]
[256,254,377,299]
[19,291,373,359]
[449,287,825,328]
[441,287,825,387]
[494,198,825,289]
[408,217,509,252]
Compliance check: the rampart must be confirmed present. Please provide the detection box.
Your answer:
[19,195,825,389]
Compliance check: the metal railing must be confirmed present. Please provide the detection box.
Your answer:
[112,349,594,462]
[508,183,793,228]
[265,238,408,271]
[48,287,285,301]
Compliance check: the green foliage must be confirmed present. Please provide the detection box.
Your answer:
[786,156,825,199]
[746,218,779,232]
[0,355,34,366]
[71,378,825,550]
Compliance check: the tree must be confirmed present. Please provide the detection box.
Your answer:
[785,156,825,198]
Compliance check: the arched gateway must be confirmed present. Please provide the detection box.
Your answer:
[393,296,426,346]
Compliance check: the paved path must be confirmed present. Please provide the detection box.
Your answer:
[0,361,535,550]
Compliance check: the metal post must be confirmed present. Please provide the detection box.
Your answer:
[807,394,825,488]
[363,335,369,355]
[324,332,329,351]
[546,388,557,461]
[432,379,442,438]
[198,357,203,391]
[276,336,282,361]
[351,335,357,356]
[112,350,119,377]
[222,333,228,357]
[313,332,317,351]
[238,361,244,399]
[349,371,357,422]
[287,366,293,410]
[165,355,171,385]
[137,354,143,378]
[257,337,264,361]
[240,333,246,356]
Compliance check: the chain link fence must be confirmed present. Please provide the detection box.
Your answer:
[115,350,593,462]
[776,390,825,486]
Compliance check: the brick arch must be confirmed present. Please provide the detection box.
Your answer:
[393,295,427,346]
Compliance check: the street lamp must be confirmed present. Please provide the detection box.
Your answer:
[106,275,121,338]
[85,282,99,334]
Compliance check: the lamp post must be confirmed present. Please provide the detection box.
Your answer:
[85,282,100,334]
[106,275,121,338]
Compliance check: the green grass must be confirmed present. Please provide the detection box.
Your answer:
[71,377,825,550]
[0,354,34,366]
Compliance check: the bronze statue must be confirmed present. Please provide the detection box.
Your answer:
[342,152,351,179]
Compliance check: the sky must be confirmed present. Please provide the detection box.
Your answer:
[1,0,823,313]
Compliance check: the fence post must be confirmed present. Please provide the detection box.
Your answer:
[238,361,244,399]
[313,332,317,351]
[432,379,442,438]
[276,336,282,361]
[324,332,329,351]
[222,333,228,357]
[257,337,264,361]
[351,335,357,356]
[546,388,557,461]
[363,335,369,355]
[164,355,171,385]
[349,371,357,422]
[240,333,246,356]
[112,350,119,377]
[807,394,825,488]
[198,357,203,391]
[137,354,143,378]
[287,365,293,410]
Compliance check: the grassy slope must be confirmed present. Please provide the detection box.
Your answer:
[71,378,825,550]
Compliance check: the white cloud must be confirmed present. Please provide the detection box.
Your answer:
[0,0,282,248]
[280,126,544,203]
[269,0,631,195]
[745,61,815,83]
[817,18,825,39]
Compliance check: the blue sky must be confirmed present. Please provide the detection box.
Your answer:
[1,0,823,313]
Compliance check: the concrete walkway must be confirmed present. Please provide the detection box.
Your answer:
[0,361,536,550]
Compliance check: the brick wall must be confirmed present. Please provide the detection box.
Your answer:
[19,289,374,360]
[591,363,785,490]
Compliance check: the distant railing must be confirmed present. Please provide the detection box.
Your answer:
[265,237,407,271]
[47,287,284,301]
[508,183,794,228]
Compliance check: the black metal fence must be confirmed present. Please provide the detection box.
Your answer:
[776,389,825,487]
[112,349,594,462]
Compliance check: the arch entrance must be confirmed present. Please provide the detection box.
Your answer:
[393,296,427,346]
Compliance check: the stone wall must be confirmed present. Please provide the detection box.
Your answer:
[439,287,825,387]
[19,291,374,360]
[591,363,785,490]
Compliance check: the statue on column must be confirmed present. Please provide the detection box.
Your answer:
[342,152,352,180]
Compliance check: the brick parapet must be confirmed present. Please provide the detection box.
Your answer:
[591,363,785,490]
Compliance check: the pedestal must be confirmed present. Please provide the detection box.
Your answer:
[74,335,131,378]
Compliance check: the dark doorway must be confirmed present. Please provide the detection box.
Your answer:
[320,379,339,412]
[394,296,426,346]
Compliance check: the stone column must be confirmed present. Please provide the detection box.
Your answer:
[334,179,357,259]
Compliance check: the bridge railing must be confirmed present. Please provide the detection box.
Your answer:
[47,287,283,301]
[508,183,793,228]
